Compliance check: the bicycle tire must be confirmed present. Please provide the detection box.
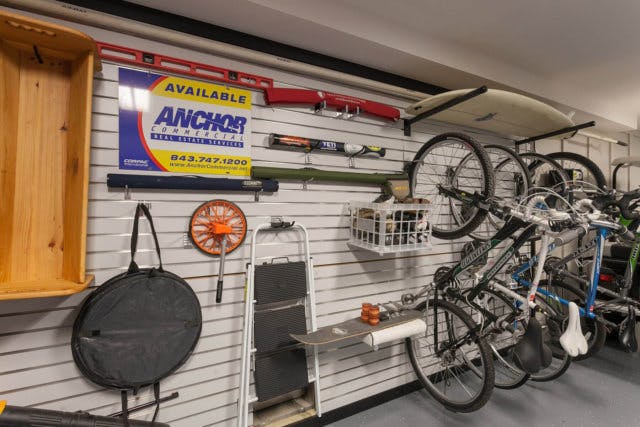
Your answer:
[519,152,572,217]
[537,278,607,361]
[528,295,573,381]
[458,286,530,389]
[466,145,532,241]
[547,151,607,190]
[408,132,495,240]
[406,298,494,412]
[519,152,571,192]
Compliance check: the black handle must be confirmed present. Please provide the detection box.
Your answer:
[553,226,587,246]
[619,226,637,243]
[0,405,169,426]
[216,279,224,303]
[129,203,163,273]
[620,189,640,221]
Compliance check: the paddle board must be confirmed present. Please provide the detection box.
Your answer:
[405,89,575,139]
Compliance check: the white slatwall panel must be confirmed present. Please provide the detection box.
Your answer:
[2,6,637,427]
[0,10,476,425]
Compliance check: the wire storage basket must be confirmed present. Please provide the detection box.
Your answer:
[349,201,432,254]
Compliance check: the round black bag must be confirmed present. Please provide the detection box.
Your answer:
[72,204,201,417]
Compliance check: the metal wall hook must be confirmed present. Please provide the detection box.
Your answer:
[182,233,193,249]
[348,156,356,168]
[302,177,314,190]
[336,104,348,119]
[347,106,361,120]
[314,100,327,114]
[124,185,131,200]
[305,152,313,165]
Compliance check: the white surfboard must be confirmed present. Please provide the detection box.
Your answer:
[405,89,575,139]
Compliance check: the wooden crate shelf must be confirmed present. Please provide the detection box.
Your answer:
[0,11,101,300]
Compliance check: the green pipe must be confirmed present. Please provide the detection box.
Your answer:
[251,166,407,185]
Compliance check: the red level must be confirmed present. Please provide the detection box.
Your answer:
[96,41,274,91]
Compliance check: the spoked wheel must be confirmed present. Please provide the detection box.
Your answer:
[408,133,495,240]
[528,296,573,382]
[407,298,494,412]
[466,145,531,240]
[520,152,571,195]
[456,286,530,389]
[536,278,606,361]
[519,152,572,216]
[547,152,607,190]
[547,152,607,199]
[189,200,248,255]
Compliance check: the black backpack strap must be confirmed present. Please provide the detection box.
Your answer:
[151,382,161,422]
[121,390,130,427]
[129,203,164,273]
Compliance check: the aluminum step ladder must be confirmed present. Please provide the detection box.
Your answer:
[237,219,322,427]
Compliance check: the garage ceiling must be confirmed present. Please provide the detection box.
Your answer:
[126,0,640,134]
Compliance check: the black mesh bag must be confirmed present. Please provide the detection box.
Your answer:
[72,203,202,422]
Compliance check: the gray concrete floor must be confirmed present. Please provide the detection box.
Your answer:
[329,343,640,427]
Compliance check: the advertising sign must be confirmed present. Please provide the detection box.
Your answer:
[118,68,252,176]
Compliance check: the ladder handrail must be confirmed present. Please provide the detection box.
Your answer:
[237,222,322,427]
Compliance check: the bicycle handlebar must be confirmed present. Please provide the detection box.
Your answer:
[505,205,572,230]
[591,188,640,221]
[552,225,588,246]
[619,189,640,220]
[618,226,636,242]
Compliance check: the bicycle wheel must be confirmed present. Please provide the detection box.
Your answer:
[528,295,572,381]
[458,286,530,389]
[519,152,571,211]
[547,152,607,192]
[409,133,495,240]
[537,278,607,361]
[466,145,531,240]
[406,298,494,412]
[519,152,570,192]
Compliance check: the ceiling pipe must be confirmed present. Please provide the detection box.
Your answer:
[0,0,432,104]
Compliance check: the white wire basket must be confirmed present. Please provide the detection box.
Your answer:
[349,201,432,254]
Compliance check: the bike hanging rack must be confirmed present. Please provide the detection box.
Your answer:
[514,121,596,146]
[403,86,488,136]
[611,156,640,189]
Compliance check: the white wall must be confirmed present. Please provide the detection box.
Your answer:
[1,6,638,427]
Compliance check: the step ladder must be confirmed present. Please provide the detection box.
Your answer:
[237,219,322,427]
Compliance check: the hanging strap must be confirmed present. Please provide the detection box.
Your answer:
[128,203,164,273]
[121,390,130,427]
[151,382,161,422]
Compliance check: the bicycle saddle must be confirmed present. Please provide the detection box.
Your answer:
[513,317,552,374]
[559,302,588,357]
[618,306,638,353]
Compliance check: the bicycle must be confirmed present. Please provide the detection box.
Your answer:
[371,133,586,410]
[540,189,640,357]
